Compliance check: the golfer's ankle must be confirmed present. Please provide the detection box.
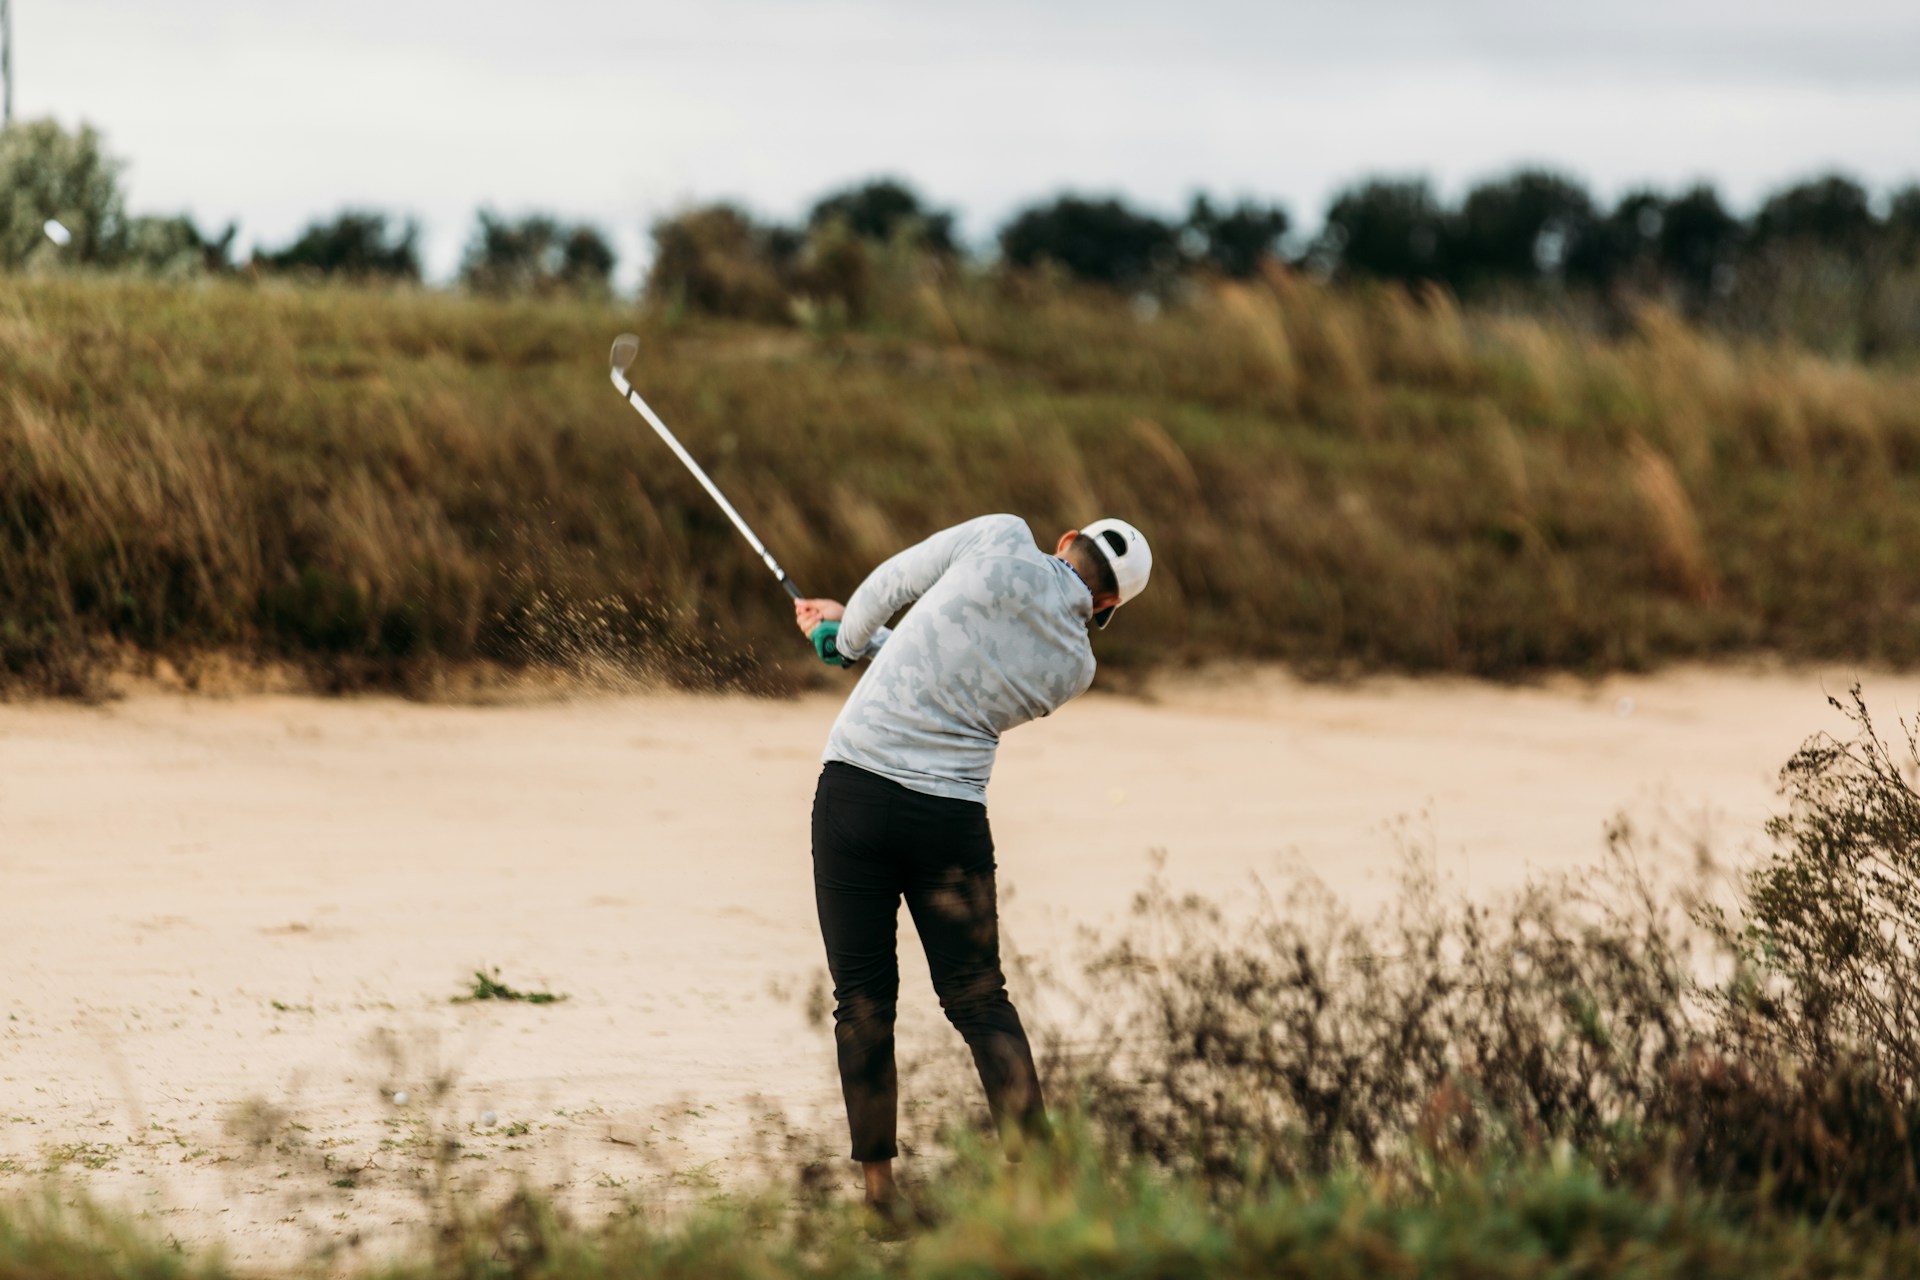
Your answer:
[861,1159,897,1202]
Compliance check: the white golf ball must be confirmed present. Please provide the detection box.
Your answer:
[392,1090,409,1105]
[43,219,72,247]
[481,1110,497,1126]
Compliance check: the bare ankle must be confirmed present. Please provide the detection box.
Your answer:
[861,1158,897,1203]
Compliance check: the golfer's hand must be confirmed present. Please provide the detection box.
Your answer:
[795,598,845,636]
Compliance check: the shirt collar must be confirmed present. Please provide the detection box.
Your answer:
[1054,556,1095,619]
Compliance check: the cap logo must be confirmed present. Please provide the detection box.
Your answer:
[1099,529,1127,557]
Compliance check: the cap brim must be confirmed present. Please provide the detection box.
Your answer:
[1092,605,1116,629]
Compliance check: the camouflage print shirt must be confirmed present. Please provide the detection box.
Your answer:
[823,514,1097,804]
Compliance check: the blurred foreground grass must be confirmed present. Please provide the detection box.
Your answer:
[7,1134,1920,1280]
[3,272,1919,695]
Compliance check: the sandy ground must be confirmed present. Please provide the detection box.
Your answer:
[2,664,1913,1265]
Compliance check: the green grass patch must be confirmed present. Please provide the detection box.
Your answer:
[453,968,566,1005]
[6,1136,1920,1279]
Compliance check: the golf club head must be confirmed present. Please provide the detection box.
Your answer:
[610,333,641,376]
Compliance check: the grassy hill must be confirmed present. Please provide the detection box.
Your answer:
[3,271,1919,696]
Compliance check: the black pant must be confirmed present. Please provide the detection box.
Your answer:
[811,761,1046,1162]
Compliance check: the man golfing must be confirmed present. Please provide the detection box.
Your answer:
[793,513,1152,1226]
[601,346,1150,1221]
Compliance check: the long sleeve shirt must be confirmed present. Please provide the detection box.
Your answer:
[822,514,1098,803]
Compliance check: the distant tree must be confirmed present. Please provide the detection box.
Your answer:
[123,214,236,276]
[460,211,615,296]
[257,210,421,280]
[807,178,957,255]
[1732,176,1911,358]
[562,225,616,287]
[1446,168,1598,292]
[1182,195,1289,278]
[0,117,127,268]
[1890,187,1920,234]
[1319,177,1447,283]
[1566,189,1665,290]
[998,195,1177,290]
[646,203,794,322]
[1752,174,1876,251]
[1656,185,1742,299]
[1888,186,1920,261]
[1538,185,1741,308]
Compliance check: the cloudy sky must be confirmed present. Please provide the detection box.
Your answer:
[12,0,1920,283]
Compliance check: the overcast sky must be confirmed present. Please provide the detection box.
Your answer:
[12,0,1920,284]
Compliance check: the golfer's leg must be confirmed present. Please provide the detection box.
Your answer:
[811,765,904,1162]
[902,803,1048,1147]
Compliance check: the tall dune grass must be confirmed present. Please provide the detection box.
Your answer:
[3,272,1919,695]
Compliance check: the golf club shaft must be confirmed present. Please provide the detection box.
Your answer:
[609,368,803,600]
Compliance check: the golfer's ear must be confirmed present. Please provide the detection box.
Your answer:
[1056,530,1079,555]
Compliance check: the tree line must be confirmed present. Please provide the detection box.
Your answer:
[644,173,1920,357]
[0,119,618,294]
[5,116,1919,355]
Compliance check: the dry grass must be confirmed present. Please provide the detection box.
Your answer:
[3,271,1920,695]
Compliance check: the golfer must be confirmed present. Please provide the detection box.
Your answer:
[793,513,1151,1222]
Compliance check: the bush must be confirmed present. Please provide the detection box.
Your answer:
[1754,174,1879,253]
[1653,184,1744,302]
[1730,687,1920,1081]
[1889,186,1920,256]
[646,204,794,322]
[460,211,615,297]
[1071,853,1700,1187]
[1060,691,1920,1223]
[1318,177,1448,283]
[999,194,1178,290]
[121,214,235,277]
[256,209,421,280]
[1182,195,1290,278]
[0,118,127,269]
[1446,168,1599,292]
[807,178,957,256]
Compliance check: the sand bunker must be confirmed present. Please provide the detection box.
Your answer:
[1,665,1908,1264]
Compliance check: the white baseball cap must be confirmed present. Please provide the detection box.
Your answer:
[1080,517,1152,629]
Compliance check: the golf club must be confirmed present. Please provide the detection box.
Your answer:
[608,333,803,601]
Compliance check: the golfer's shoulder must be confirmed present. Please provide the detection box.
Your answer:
[934,513,1036,563]
[956,512,1033,546]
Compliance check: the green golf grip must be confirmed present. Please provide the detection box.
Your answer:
[810,620,853,668]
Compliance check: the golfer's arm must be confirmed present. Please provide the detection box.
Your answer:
[836,519,983,658]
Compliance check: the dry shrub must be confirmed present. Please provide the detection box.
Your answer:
[646,207,791,324]
[1063,691,1920,1223]
[1070,851,1698,1187]
[1730,687,1920,1081]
